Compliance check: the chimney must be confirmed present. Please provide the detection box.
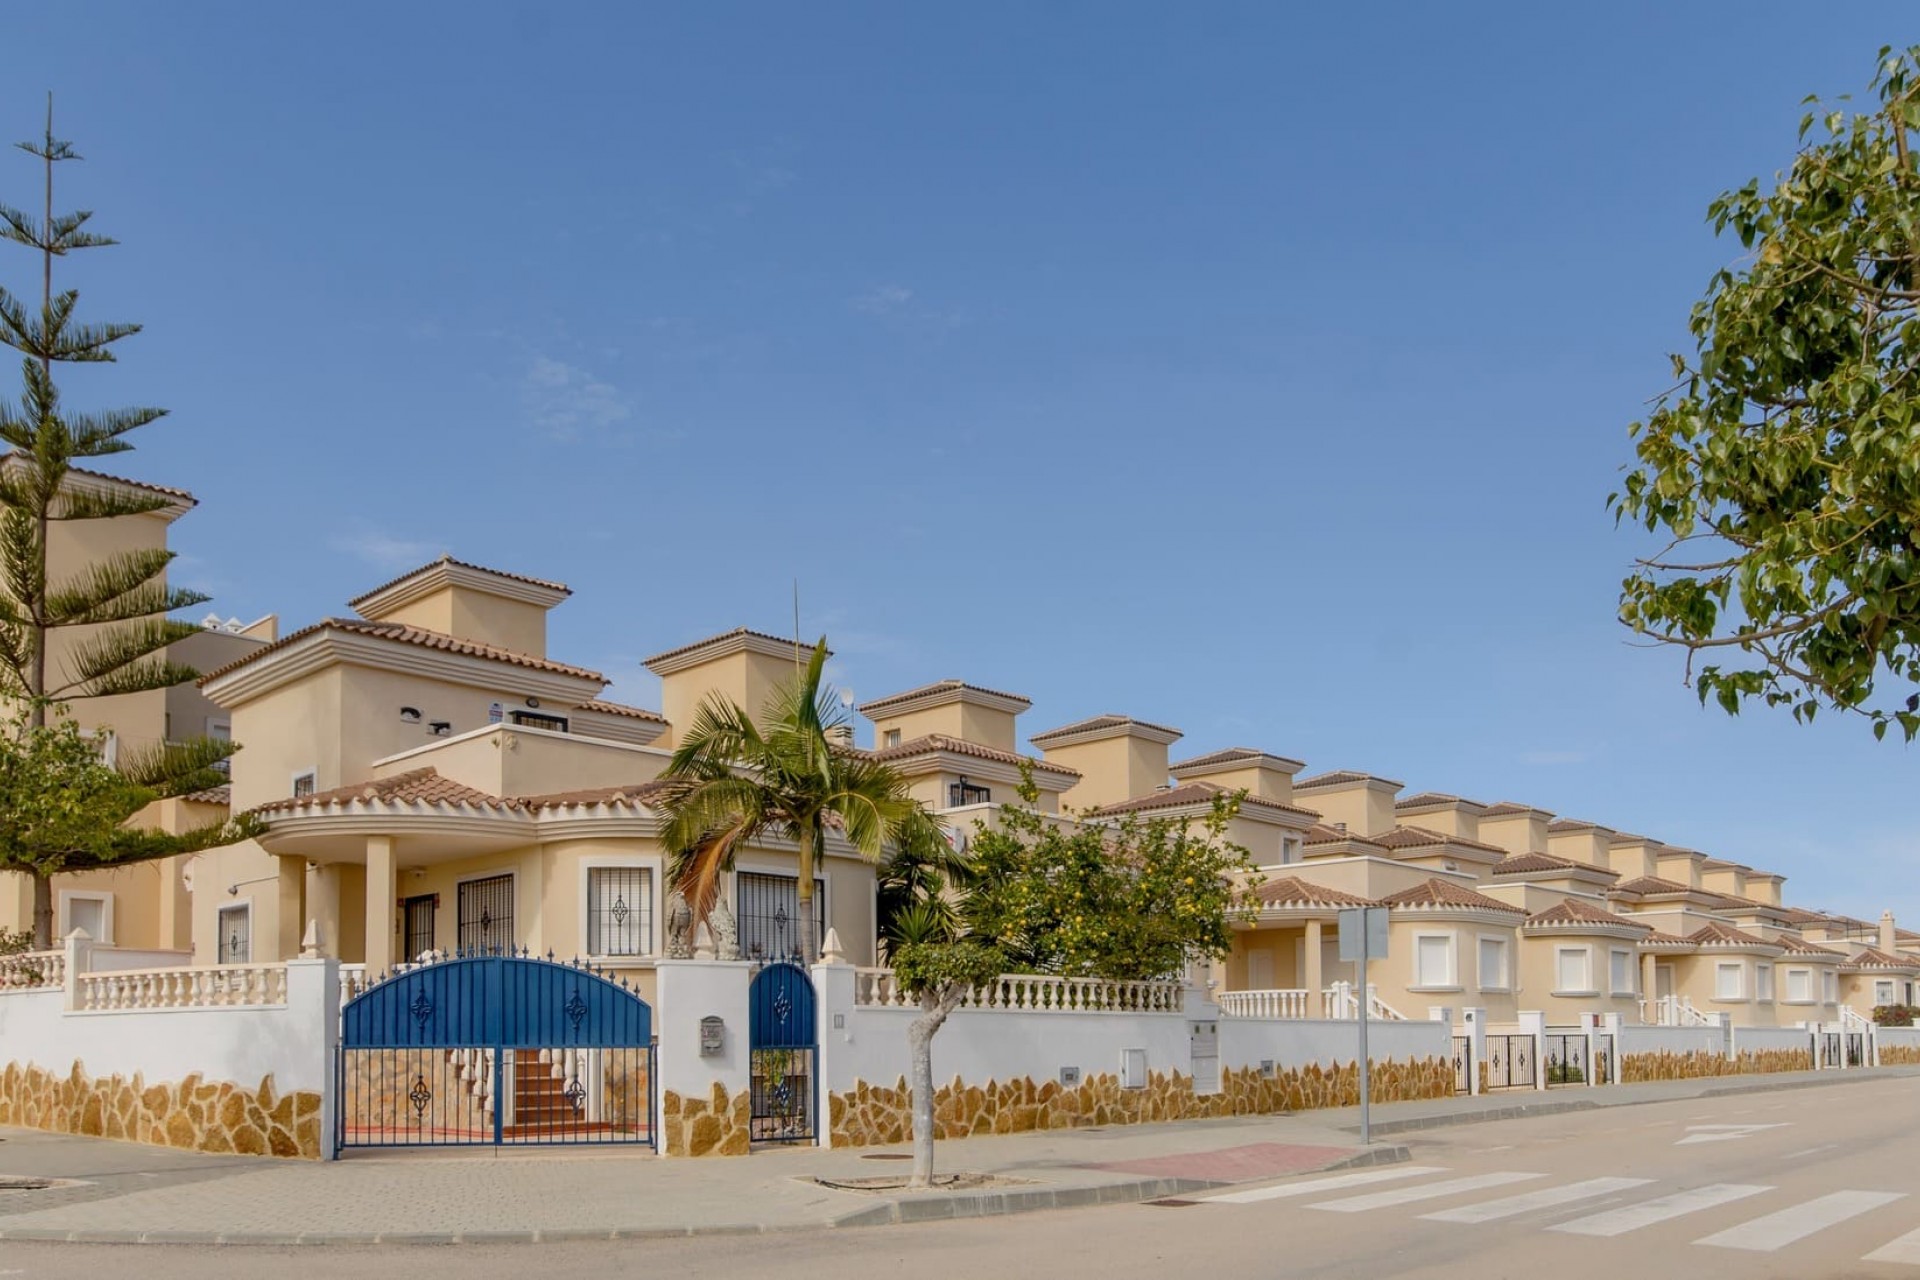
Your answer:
[827,724,855,750]
[1882,911,1897,953]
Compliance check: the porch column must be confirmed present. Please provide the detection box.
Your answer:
[1305,918,1324,1014]
[365,836,397,973]
[1641,953,1657,1015]
[275,855,305,960]
[307,862,344,959]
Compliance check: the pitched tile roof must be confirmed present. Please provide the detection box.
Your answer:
[1168,746,1305,772]
[180,785,231,806]
[1687,922,1781,950]
[199,618,606,685]
[855,679,1031,715]
[1768,933,1840,957]
[1477,801,1543,818]
[1372,826,1511,858]
[1546,818,1611,834]
[1253,876,1380,909]
[1609,875,1696,898]
[1843,947,1920,971]
[1302,823,1389,852]
[2,456,198,504]
[1778,907,1828,925]
[575,699,668,724]
[641,627,818,668]
[514,779,679,810]
[872,733,1080,778]
[1028,714,1183,745]
[1088,780,1317,820]
[346,556,570,608]
[1394,791,1475,809]
[1295,769,1401,790]
[1493,850,1590,876]
[1640,930,1694,949]
[1381,878,1526,915]
[255,768,518,815]
[1525,899,1651,932]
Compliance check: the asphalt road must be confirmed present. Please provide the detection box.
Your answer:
[2,1077,1916,1279]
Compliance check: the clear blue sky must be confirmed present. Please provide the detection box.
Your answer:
[6,4,1916,921]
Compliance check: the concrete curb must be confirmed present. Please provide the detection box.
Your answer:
[0,1142,1411,1246]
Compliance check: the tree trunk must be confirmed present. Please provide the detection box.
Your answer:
[31,870,53,950]
[796,822,819,965]
[907,989,961,1190]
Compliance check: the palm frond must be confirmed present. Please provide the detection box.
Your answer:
[665,690,766,779]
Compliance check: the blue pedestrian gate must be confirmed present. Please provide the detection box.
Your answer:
[337,949,655,1152]
[748,962,817,1143]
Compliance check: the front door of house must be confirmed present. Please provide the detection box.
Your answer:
[1655,964,1674,999]
[458,875,514,952]
[402,894,437,961]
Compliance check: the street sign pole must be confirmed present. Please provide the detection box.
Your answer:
[1339,906,1388,1147]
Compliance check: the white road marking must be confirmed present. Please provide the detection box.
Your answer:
[1551,1183,1773,1237]
[1309,1171,1542,1213]
[1203,1165,1448,1205]
[1695,1190,1907,1252]
[1419,1177,1653,1224]
[1785,1144,1837,1159]
[1676,1123,1789,1145]
[1864,1225,1920,1265]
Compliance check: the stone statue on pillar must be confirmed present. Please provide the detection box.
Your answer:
[710,895,740,961]
[664,889,694,959]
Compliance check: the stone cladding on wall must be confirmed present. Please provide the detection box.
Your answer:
[1620,1048,1814,1082]
[661,1082,751,1156]
[0,1060,320,1158]
[830,1059,1452,1148]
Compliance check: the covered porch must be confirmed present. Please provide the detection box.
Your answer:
[1218,876,1381,1019]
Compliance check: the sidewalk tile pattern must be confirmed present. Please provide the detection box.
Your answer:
[0,1060,319,1159]
[830,1059,1453,1147]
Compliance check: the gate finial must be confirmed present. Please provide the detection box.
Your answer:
[820,928,847,964]
[300,919,321,959]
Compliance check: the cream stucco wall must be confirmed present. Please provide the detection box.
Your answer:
[1515,934,1645,1023]
[371,725,668,797]
[1042,735,1171,812]
[1293,782,1398,839]
[366,586,550,658]
[871,701,1018,753]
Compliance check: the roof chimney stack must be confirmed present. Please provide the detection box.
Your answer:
[1882,910,1897,953]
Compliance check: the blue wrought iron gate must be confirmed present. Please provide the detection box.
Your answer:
[337,949,655,1152]
[748,962,817,1144]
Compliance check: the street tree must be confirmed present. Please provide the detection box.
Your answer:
[659,638,928,964]
[1614,46,1920,740]
[0,99,241,944]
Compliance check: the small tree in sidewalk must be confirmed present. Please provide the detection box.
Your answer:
[890,930,1006,1189]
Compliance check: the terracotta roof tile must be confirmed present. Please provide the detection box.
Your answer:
[1302,823,1389,852]
[256,768,516,815]
[1381,878,1526,915]
[180,785,231,806]
[1478,801,1543,818]
[1373,826,1511,858]
[199,618,605,686]
[346,556,569,608]
[1778,907,1828,925]
[855,680,1031,715]
[1088,781,1318,820]
[1640,930,1694,949]
[872,734,1080,779]
[1609,875,1696,898]
[1394,791,1475,809]
[1687,922,1781,950]
[1029,714,1183,745]
[1254,876,1380,909]
[1843,946,1920,971]
[1494,851,1583,875]
[1768,933,1841,957]
[2,456,198,504]
[1547,818,1610,834]
[575,699,668,724]
[1168,746,1305,773]
[641,627,818,668]
[1525,899,1651,932]
[1295,770,1401,790]
[515,779,679,810]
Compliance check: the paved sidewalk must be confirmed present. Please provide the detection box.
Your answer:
[0,1065,1910,1245]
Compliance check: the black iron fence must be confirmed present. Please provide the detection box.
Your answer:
[1544,1031,1590,1087]
[1451,1035,1473,1094]
[1485,1033,1535,1090]
[1594,1033,1614,1085]
[749,1046,817,1143]
[339,1045,655,1149]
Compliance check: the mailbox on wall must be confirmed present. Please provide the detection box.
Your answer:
[700,1016,725,1057]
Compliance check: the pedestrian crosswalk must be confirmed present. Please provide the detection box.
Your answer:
[1195,1164,1917,1264]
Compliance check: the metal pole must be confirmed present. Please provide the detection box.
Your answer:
[1357,950,1371,1145]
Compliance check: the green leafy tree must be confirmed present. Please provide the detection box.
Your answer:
[889,778,1260,1188]
[658,638,932,964]
[1614,47,1920,741]
[962,781,1262,979]
[0,100,240,945]
[876,815,977,955]
[0,715,254,950]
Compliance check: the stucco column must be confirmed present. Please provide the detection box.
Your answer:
[307,863,343,959]
[1305,919,1324,1014]
[365,836,397,973]
[1641,953,1658,1017]
[275,855,305,961]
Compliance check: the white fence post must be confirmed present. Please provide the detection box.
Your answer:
[1462,1007,1486,1095]
[61,927,94,1013]
[285,956,340,1160]
[652,958,753,1157]
[811,955,857,1149]
[1519,1011,1547,1090]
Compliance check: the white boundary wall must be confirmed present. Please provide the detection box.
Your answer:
[1219,1017,1450,1070]
[1618,1022,1728,1059]
[1732,1025,1814,1057]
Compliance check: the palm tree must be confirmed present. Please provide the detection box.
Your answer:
[659,638,929,965]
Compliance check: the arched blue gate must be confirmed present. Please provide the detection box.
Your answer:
[748,961,817,1143]
[337,949,655,1152]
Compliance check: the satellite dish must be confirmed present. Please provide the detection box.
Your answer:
[839,689,856,708]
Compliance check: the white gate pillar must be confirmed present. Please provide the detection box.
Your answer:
[653,957,753,1157]
[1519,1011,1548,1090]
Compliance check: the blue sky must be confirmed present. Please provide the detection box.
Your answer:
[6,5,1917,920]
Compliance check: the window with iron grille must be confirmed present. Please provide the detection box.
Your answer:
[292,771,316,798]
[948,777,990,807]
[402,894,437,960]
[217,904,251,964]
[457,874,515,951]
[510,710,569,733]
[587,866,653,956]
[737,871,825,962]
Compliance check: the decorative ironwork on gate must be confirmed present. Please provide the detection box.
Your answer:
[1593,1033,1614,1085]
[748,961,817,1143]
[1451,1035,1473,1094]
[336,948,655,1152]
[1485,1033,1534,1090]
[1544,1031,1590,1086]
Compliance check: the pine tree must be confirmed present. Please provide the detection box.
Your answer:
[0,97,241,946]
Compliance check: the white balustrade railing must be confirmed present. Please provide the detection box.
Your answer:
[853,967,1184,1013]
[0,949,64,992]
[1368,990,1409,1022]
[1216,988,1313,1019]
[75,963,289,1011]
[339,964,371,1004]
[1840,1005,1874,1031]
[1644,994,1711,1027]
